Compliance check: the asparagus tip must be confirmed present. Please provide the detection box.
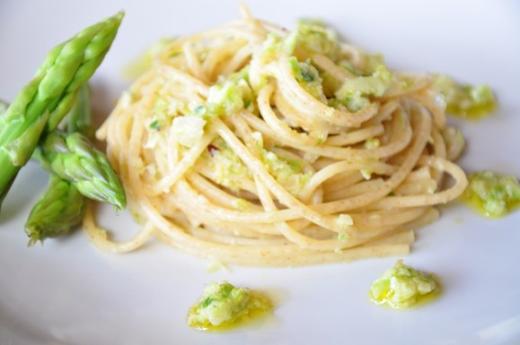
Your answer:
[25,227,43,246]
[115,11,125,22]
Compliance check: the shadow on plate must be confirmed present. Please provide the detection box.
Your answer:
[0,162,47,224]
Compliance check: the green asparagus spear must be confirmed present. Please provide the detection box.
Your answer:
[0,12,124,209]
[25,175,86,245]
[38,131,126,209]
[67,84,94,138]
[25,85,92,244]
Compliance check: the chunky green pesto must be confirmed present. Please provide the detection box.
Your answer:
[261,149,311,196]
[369,260,439,309]
[206,70,254,117]
[147,96,179,133]
[208,141,310,196]
[187,282,272,331]
[258,33,283,64]
[463,171,520,218]
[209,144,251,191]
[433,75,496,119]
[335,64,392,112]
[288,57,327,101]
[284,19,339,60]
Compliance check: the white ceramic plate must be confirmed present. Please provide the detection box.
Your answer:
[1,1,519,344]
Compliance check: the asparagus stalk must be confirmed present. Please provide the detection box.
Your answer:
[7,83,126,243]
[25,175,86,245]
[38,130,126,210]
[67,84,94,138]
[25,85,91,244]
[0,12,124,210]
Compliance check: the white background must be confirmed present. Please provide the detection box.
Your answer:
[1,1,519,344]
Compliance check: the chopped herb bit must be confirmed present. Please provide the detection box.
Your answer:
[149,120,161,130]
[337,232,349,241]
[289,57,326,101]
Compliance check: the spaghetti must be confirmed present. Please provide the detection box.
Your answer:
[85,8,468,266]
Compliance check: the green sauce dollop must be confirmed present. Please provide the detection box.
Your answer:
[369,260,439,309]
[187,282,272,331]
[463,171,520,218]
[433,75,497,120]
